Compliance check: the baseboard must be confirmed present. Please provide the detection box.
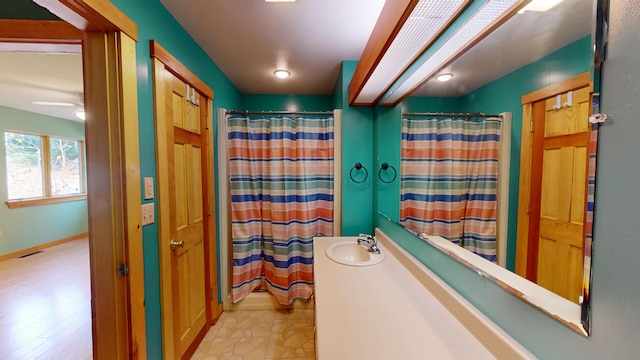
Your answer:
[224,291,314,311]
[0,232,88,262]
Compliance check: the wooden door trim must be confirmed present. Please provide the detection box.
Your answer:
[0,19,82,44]
[34,0,138,41]
[516,73,592,279]
[152,41,218,359]
[521,72,591,105]
[150,40,213,99]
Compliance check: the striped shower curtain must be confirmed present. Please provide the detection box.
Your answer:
[400,117,501,261]
[228,114,334,304]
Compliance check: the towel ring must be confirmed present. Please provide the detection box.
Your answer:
[378,162,397,183]
[350,162,368,183]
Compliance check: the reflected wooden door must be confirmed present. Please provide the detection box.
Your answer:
[166,70,207,358]
[528,86,590,303]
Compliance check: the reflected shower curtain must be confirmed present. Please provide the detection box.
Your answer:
[228,114,334,304]
[400,117,501,261]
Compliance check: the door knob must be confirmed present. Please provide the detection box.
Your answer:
[170,240,184,250]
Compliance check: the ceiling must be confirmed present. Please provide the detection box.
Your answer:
[159,0,387,95]
[0,51,83,122]
[0,0,593,122]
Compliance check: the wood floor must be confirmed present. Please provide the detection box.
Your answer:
[0,238,92,360]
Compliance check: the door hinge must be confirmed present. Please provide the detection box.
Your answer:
[530,121,534,132]
[526,202,530,214]
[208,203,212,216]
[117,263,129,277]
[210,288,216,300]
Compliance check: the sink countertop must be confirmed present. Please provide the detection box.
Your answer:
[313,230,534,360]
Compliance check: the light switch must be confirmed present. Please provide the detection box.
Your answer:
[141,203,155,226]
[0,230,3,239]
[144,177,154,199]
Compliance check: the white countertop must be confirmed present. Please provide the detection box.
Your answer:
[313,231,534,360]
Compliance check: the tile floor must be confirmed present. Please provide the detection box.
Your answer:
[190,309,315,360]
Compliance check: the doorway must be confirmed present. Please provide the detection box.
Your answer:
[2,2,146,357]
[0,45,92,357]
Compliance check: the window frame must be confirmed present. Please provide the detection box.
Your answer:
[4,130,87,209]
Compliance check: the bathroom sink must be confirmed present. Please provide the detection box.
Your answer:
[325,242,385,267]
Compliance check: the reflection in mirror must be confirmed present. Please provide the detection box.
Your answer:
[377,0,606,336]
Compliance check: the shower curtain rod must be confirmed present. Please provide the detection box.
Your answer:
[403,112,502,120]
[226,110,334,115]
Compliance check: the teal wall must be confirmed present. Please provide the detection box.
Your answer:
[336,61,374,235]
[0,106,88,256]
[242,94,333,112]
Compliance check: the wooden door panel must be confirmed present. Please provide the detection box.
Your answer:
[174,143,188,231]
[172,86,185,128]
[185,100,200,134]
[188,145,204,225]
[544,87,590,137]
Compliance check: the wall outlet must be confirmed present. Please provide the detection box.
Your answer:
[141,203,155,226]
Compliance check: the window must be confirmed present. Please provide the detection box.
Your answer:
[4,131,85,208]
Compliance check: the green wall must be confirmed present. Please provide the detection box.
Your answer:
[242,94,333,112]
[336,61,374,235]
[0,106,88,256]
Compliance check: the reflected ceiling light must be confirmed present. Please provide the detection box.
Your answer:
[31,101,75,107]
[381,0,524,105]
[436,73,453,82]
[274,69,291,79]
[517,0,562,14]
[75,109,85,120]
[350,0,470,105]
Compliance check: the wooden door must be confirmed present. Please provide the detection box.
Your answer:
[168,71,207,357]
[529,86,590,303]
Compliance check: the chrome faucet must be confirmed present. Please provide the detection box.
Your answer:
[357,233,380,254]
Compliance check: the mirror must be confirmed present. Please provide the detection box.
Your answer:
[375,0,606,336]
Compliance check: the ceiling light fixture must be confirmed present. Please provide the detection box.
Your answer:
[350,0,470,105]
[75,109,86,121]
[381,0,524,105]
[274,70,291,79]
[30,101,75,107]
[436,73,453,82]
[517,0,562,14]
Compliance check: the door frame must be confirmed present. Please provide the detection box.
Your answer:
[515,72,592,278]
[150,40,220,359]
[2,1,145,358]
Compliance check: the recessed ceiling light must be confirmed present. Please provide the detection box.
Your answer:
[31,101,75,107]
[436,73,453,82]
[274,70,291,79]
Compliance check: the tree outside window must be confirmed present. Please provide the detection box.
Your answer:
[4,131,84,202]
